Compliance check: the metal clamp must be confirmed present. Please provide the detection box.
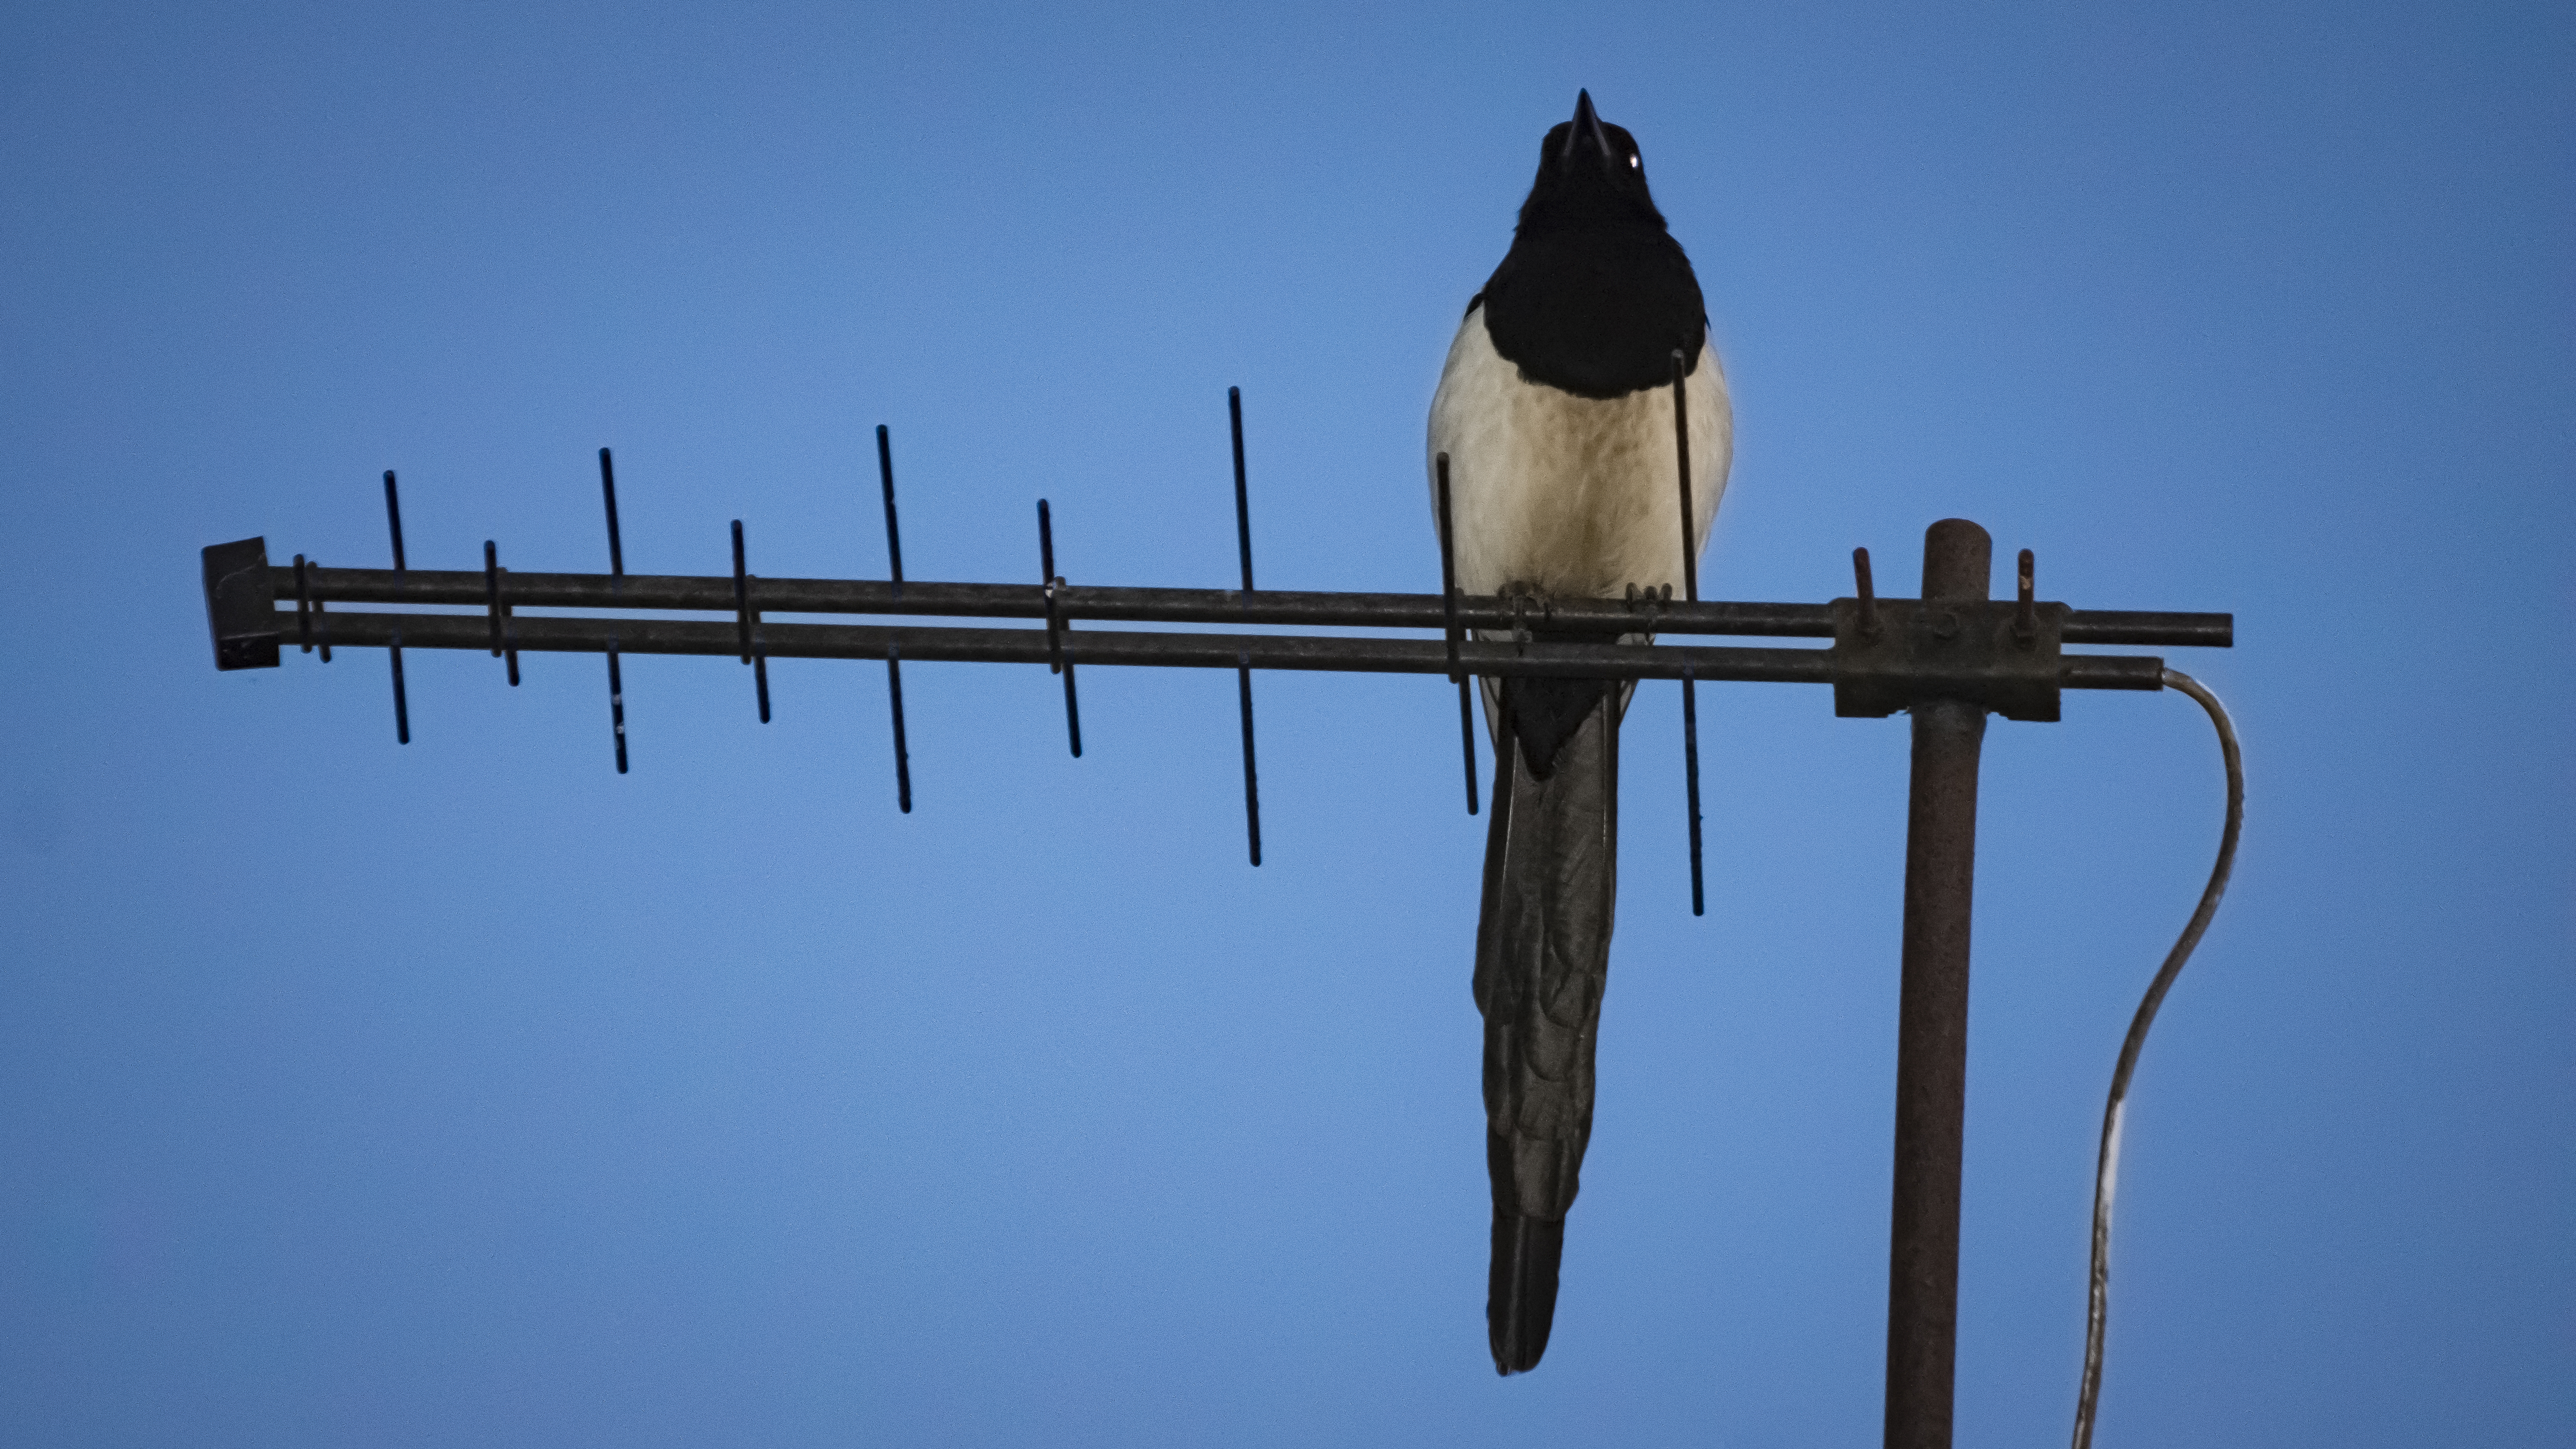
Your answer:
[1830,593,2075,722]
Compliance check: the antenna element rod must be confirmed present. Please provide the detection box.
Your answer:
[1672,351,1704,910]
[1229,389,1261,861]
[384,470,409,743]
[1038,501,1081,756]
[600,447,628,772]
[877,426,912,810]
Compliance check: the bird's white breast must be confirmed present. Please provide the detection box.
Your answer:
[1426,308,1732,602]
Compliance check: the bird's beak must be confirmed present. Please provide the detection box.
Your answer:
[1562,90,1613,164]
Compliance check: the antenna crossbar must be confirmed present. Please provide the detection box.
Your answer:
[239,562,2225,646]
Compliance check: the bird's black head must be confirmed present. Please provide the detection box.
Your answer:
[1475,88,1703,397]
[1519,91,1663,232]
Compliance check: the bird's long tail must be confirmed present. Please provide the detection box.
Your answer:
[1475,674,1620,1376]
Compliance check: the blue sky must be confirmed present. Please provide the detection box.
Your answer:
[3,1,2568,1443]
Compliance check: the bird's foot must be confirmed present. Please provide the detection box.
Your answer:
[1623,582,1673,636]
[1496,581,1559,654]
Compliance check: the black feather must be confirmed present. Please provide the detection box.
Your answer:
[1475,688,1619,1375]
[1478,105,1705,398]
[1503,675,1614,780]
[1487,1160,1566,1376]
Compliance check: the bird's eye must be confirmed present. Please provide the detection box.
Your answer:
[1628,153,1639,169]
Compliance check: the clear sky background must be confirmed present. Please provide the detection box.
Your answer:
[4,2,2568,1444]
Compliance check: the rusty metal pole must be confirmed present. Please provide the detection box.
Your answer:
[1884,518,1991,1449]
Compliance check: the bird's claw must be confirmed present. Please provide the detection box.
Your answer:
[1499,582,1559,654]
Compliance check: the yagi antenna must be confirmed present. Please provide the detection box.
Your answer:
[201,390,2227,864]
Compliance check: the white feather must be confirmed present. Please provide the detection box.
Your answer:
[1426,307,1732,602]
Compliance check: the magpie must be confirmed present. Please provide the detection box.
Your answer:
[1427,90,1732,1376]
